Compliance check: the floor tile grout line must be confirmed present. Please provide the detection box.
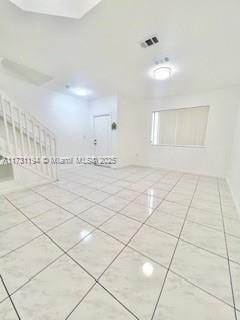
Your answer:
[0,219,29,235]
[61,171,185,247]
[0,275,21,319]
[217,179,238,320]
[96,282,140,320]
[181,216,224,233]
[3,188,44,201]
[120,177,240,310]
[60,170,179,319]
[51,183,118,207]
[169,268,238,310]
[30,167,153,211]
[0,198,69,234]
[2,168,230,319]
[25,185,125,235]
[30,170,178,251]
[29,188,97,216]
[39,165,158,205]
[0,233,43,260]
[63,210,123,253]
[30,188,132,247]
[64,280,140,320]
[141,205,240,240]
[31,185,140,250]
[60,171,173,319]
[4,189,97,230]
[3,192,141,302]
[58,166,130,184]
[56,170,169,205]
[34,166,176,210]
[3,197,101,291]
[20,200,70,218]
[5,173,224,260]
[8,198,46,210]
[116,206,233,263]
[119,206,225,239]
[176,238,228,260]
[128,228,229,262]
[1,198,93,260]
[64,282,98,320]
[5,207,76,235]
[145,210,223,233]
[150,175,201,320]
[1,195,100,259]
[122,244,237,311]
[90,172,187,318]
[1,190,227,242]
[0,200,67,234]
[3,252,65,298]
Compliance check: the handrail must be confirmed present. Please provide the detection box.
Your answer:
[0,91,56,137]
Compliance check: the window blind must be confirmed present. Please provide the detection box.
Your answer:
[151,106,209,146]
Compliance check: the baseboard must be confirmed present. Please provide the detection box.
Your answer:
[129,162,225,179]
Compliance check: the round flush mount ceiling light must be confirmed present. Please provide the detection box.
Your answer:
[152,66,172,80]
[65,85,93,97]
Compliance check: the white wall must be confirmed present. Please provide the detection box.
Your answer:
[87,89,240,176]
[123,88,239,177]
[1,70,239,182]
[227,107,240,211]
[88,96,141,168]
[117,96,143,167]
[0,71,90,157]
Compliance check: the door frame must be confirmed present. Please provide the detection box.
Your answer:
[93,113,112,166]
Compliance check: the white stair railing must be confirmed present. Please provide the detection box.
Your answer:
[0,91,58,181]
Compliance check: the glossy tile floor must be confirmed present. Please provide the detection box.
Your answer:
[0,165,240,319]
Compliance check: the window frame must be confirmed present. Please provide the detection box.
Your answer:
[150,105,210,148]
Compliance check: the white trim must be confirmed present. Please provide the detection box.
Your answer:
[152,105,210,112]
[151,144,207,148]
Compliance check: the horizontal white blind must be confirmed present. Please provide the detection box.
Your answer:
[151,106,209,146]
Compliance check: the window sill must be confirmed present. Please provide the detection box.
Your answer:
[150,144,207,149]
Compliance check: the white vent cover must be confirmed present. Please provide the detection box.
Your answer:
[0,58,52,86]
[9,0,102,19]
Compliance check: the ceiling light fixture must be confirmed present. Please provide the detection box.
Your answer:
[66,85,93,97]
[152,66,172,80]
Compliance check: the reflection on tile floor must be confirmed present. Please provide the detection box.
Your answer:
[0,165,239,319]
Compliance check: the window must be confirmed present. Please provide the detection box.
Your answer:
[151,106,209,146]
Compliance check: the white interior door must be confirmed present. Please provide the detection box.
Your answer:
[93,114,111,157]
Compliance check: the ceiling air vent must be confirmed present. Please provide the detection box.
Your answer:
[140,36,159,48]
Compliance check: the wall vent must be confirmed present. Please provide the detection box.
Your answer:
[140,36,159,48]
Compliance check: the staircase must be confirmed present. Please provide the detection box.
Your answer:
[0,91,58,193]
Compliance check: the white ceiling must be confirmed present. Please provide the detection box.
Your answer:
[1,0,240,99]
[9,0,102,19]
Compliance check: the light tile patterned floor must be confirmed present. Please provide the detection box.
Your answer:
[0,165,240,319]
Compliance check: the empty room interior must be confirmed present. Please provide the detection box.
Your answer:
[1,0,240,319]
